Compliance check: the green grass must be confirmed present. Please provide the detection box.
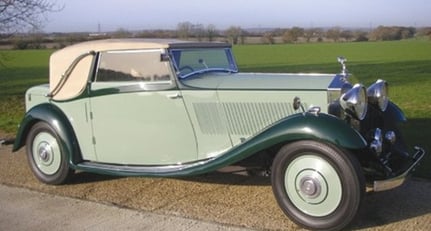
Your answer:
[1,40,430,177]
[0,49,52,132]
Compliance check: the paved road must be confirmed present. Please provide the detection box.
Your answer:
[0,184,252,231]
[1,143,431,230]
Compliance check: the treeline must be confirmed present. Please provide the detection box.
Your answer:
[228,25,431,44]
[2,24,431,49]
[369,26,417,41]
[156,23,431,44]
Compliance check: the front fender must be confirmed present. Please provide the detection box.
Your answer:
[230,112,367,160]
[164,112,367,176]
[12,103,82,164]
[384,101,406,123]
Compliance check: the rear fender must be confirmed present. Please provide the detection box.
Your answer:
[12,103,82,165]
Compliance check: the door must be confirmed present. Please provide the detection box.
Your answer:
[89,49,197,165]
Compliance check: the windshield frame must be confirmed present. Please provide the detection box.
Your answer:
[168,47,239,79]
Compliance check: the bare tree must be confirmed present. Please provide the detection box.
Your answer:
[1,0,60,66]
[261,32,275,44]
[177,21,193,40]
[282,27,304,43]
[0,0,59,35]
[303,28,316,42]
[225,26,242,44]
[340,30,353,41]
[206,24,217,42]
[191,23,205,41]
[326,27,341,42]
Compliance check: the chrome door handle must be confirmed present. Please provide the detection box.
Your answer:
[167,93,182,99]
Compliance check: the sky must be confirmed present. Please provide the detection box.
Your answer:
[43,0,431,32]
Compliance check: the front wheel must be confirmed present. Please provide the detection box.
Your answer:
[271,141,364,231]
[26,121,73,185]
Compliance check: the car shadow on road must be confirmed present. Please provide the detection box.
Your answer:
[67,171,124,185]
[350,178,431,229]
[179,165,272,186]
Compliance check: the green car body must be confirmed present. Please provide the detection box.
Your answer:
[12,39,425,231]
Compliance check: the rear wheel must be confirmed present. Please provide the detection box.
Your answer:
[271,141,364,231]
[26,122,73,185]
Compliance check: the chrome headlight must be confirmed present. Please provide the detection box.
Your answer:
[340,84,368,120]
[367,79,389,111]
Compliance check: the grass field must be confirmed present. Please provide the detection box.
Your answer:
[1,40,430,177]
[0,49,52,132]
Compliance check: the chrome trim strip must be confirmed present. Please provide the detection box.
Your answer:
[77,157,216,175]
[373,146,425,192]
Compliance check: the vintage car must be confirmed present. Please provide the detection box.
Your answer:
[13,39,425,231]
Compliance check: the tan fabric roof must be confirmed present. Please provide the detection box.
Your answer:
[49,39,221,100]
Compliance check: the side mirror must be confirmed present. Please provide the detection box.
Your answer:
[160,53,169,62]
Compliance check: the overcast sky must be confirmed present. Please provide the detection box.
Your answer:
[44,0,430,32]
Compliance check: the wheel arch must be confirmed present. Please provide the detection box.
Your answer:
[13,103,83,165]
[249,112,367,152]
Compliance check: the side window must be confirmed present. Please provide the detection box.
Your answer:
[96,50,172,82]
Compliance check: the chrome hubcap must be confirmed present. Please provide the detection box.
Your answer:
[38,142,52,162]
[299,176,321,199]
[285,154,342,217]
[32,132,61,175]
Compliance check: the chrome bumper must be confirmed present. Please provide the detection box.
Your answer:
[373,146,426,192]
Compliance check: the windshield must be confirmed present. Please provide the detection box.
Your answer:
[169,48,238,79]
